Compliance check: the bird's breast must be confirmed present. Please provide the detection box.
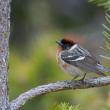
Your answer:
[57,52,83,77]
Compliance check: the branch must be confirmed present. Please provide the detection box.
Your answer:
[10,76,110,110]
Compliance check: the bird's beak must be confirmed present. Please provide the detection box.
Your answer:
[56,41,63,47]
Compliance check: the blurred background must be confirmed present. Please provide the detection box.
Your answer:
[9,0,110,110]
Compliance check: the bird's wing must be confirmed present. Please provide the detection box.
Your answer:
[61,45,99,68]
[61,44,106,76]
[61,44,90,62]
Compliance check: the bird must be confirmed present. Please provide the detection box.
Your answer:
[56,37,110,80]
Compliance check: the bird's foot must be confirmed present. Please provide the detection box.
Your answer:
[78,73,87,82]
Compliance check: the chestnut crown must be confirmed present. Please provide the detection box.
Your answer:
[56,38,75,50]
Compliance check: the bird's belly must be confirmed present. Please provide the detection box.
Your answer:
[63,64,83,77]
[58,57,83,77]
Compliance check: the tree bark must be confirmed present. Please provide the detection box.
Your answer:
[0,0,11,109]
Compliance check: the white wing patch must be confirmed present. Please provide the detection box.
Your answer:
[68,56,85,61]
[66,55,74,58]
[69,44,78,51]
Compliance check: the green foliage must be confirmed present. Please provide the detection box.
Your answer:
[103,13,110,52]
[89,0,110,54]
[52,103,81,110]
[89,0,110,10]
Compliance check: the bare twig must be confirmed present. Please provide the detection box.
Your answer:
[10,76,110,110]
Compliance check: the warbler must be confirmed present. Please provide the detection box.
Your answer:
[56,37,110,80]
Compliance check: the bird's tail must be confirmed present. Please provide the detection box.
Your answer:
[96,64,110,73]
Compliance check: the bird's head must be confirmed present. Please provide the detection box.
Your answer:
[56,38,76,50]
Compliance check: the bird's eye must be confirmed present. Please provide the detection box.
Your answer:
[63,44,71,50]
[61,39,66,44]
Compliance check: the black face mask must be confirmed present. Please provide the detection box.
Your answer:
[63,44,72,50]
